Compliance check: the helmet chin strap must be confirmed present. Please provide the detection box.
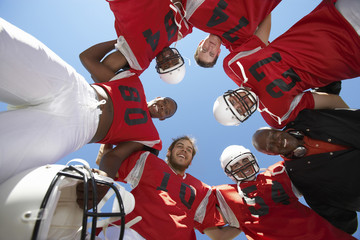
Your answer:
[235,172,259,199]
[183,55,191,67]
[236,182,256,206]
[236,61,248,84]
[235,167,267,218]
[236,182,245,199]
[257,104,282,125]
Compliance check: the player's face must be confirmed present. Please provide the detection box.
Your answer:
[168,139,194,172]
[230,157,255,180]
[147,97,177,120]
[227,92,254,116]
[156,48,181,71]
[253,129,299,156]
[197,34,221,64]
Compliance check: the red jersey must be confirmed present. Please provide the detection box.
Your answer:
[223,0,360,128]
[184,0,280,51]
[214,162,356,240]
[114,151,223,240]
[94,72,162,150]
[107,0,193,74]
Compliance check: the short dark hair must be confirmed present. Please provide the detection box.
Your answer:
[165,97,177,119]
[194,46,218,68]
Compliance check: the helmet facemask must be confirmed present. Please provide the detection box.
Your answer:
[155,48,184,74]
[0,161,134,240]
[223,88,258,123]
[156,48,185,84]
[224,152,260,182]
[36,164,128,240]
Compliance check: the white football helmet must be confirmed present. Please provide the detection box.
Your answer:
[213,88,258,126]
[0,159,135,240]
[156,48,185,84]
[220,145,260,183]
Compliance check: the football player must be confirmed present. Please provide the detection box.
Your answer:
[0,18,176,184]
[213,0,360,128]
[252,108,360,234]
[96,136,239,240]
[84,40,186,84]
[98,0,191,83]
[180,0,281,67]
[213,145,357,239]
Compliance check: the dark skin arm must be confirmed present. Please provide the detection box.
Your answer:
[76,168,111,208]
[99,141,145,180]
[95,144,113,166]
[79,40,128,83]
[204,226,241,240]
[77,141,144,208]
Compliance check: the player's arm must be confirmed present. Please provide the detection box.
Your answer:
[204,226,241,240]
[254,13,271,46]
[79,40,128,83]
[312,92,349,109]
[76,168,111,209]
[203,205,241,239]
[77,142,144,209]
[99,141,145,180]
[95,144,113,166]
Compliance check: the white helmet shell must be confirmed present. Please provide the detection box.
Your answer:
[220,145,259,183]
[0,161,135,240]
[156,48,185,84]
[213,95,241,126]
[159,63,185,84]
[213,88,258,126]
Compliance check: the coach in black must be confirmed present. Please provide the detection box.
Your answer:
[252,108,360,235]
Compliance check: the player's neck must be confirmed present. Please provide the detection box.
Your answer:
[168,164,186,177]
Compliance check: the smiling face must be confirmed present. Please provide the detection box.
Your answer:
[227,93,254,116]
[230,157,256,180]
[147,97,177,120]
[223,88,258,122]
[166,139,195,175]
[221,145,259,182]
[252,128,300,156]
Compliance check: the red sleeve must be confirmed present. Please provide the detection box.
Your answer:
[230,35,267,53]
[115,151,144,182]
[194,188,225,234]
[285,91,315,126]
[223,35,266,86]
[260,91,315,129]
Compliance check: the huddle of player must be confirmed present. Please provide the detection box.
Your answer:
[0,0,360,239]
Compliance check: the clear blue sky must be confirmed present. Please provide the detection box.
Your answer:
[1,0,359,239]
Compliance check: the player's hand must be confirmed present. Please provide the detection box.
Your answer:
[76,168,110,209]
